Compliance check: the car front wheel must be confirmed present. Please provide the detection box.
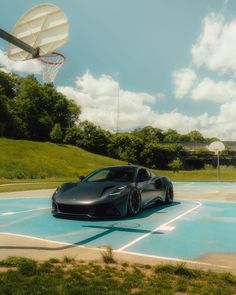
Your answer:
[165,184,174,204]
[127,189,141,216]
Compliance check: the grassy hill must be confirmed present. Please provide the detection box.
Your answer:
[0,137,125,180]
[0,138,236,192]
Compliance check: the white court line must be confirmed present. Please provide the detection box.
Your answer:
[0,231,231,271]
[0,196,50,200]
[0,232,101,249]
[0,207,51,216]
[118,201,202,251]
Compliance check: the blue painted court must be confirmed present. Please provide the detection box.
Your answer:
[0,183,236,261]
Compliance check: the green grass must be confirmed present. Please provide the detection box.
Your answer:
[0,137,125,179]
[151,166,236,182]
[0,137,235,194]
[0,257,235,294]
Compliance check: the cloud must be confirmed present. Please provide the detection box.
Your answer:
[192,12,236,74]
[199,102,236,140]
[0,49,41,74]
[58,71,236,140]
[172,68,197,98]
[170,11,236,139]
[191,77,236,103]
[58,71,158,131]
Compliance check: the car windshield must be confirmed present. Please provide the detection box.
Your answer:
[86,167,136,183]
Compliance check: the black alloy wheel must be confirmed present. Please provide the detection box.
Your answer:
[128,189,141,216]
[165,184,174,204]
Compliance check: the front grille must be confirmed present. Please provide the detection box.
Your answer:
[57,203,90,215]
[90,204,120,217]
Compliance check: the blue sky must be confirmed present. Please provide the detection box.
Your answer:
[1,0,236,139]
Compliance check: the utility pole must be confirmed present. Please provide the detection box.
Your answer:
[116,85,120,133]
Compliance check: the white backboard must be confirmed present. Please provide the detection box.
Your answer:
[208,141,225,155]
[8,3,68,61]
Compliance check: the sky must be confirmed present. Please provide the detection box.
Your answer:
[0,0,236,140]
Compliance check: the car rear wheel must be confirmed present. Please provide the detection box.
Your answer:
[127,189,141,216]
[165,184,174,204]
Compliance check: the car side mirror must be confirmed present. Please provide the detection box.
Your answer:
[79,176,85,181]
[137,175,150,183]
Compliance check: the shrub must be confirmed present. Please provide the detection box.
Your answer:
[101,246,116,264]
[50,123,63,143]
[168,158,183,172]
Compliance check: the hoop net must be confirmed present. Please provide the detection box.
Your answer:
[39,52,65,84]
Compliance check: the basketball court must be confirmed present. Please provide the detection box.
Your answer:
[0,3,235,273]
[0,182,235,273]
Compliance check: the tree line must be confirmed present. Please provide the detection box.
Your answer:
[0,71,223,170]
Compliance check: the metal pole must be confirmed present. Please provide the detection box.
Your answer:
[217,153,220,182]
[116,85,120,133]
[0,28,39,58]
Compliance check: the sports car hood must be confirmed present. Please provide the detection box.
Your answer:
[55,181,129,204]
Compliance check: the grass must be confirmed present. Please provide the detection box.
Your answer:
[0,137,236,193]
[0,257,235,294]
[101,246,116,264]
[0,137,125,179]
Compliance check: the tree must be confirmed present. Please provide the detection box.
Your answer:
[6,76,81,141]
[163,129,181,143]
[0,71,20,99]
[186,130,205,143]
[0,93,10,136]
[75,121,112,155]
[140,143,184,169]
[50,123,63,143]
[168,158,183,172]
[64,126,80,145]
[132,126,164,142]
[108,134,144,163]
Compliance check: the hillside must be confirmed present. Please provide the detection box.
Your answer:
[0,137,125,180]
[0,137,236,192]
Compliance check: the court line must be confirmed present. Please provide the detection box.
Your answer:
[0,196,50,200]
[0,231,231,270]
[0,207,51,216]
[117,201,202,251]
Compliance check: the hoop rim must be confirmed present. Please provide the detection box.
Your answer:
[38,51,66,65]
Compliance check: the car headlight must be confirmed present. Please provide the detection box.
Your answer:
[108,185,127,197]
[52,186,61,198]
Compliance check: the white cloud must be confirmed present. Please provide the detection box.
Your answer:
[191,77,236,103]
[192,12,236,74]
[58,72,158,131]
[0,49,41,74]
[152,111,198,134]
[172,68,197,98]
[58,72,236,140]
[199,102,236,140]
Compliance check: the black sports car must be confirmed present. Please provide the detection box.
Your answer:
[52,165,174,218]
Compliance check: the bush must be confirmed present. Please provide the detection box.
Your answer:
[168,158,183,172]
[18,259,38,276]
[50,123,63,143]
[101,246,116,264]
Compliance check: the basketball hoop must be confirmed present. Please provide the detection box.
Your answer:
[39,52,65,84]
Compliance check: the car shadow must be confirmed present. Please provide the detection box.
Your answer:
[55,201,181,222]
[0,201,182,251]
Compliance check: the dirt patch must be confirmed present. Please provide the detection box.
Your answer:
[197,252,236,270]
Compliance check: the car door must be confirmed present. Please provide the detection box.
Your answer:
[136,168,154,206]
[137,168,160,206]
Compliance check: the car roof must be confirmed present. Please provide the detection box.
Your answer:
[101,165,147,170]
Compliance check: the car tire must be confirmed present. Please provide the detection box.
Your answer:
[165,184,174,204]
[127,189,141,216]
